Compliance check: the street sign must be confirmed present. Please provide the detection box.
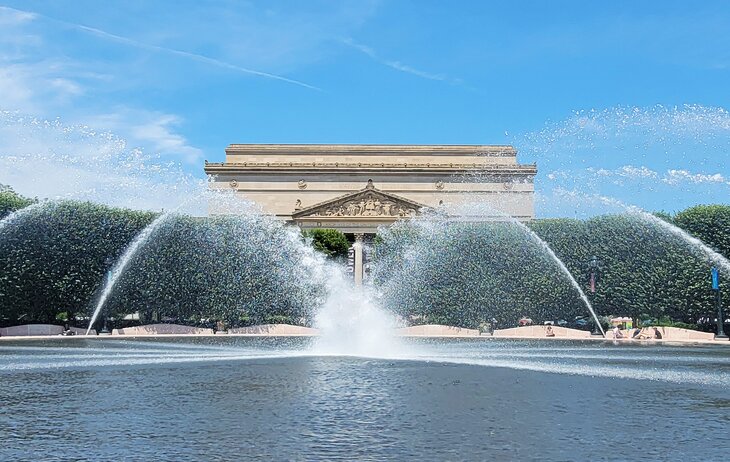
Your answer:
[711,267,720,290]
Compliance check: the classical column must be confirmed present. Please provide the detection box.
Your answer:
[353,233,364,287]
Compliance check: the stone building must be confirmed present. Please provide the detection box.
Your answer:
[204,144,537,233]
[205,144,536,284]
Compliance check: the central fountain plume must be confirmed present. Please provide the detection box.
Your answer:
[312,265,403,358]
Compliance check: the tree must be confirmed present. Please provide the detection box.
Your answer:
[0,201,156,325]
[374,210,725,329]
[674,205,730,258]
[302,228,350,259]
[0,186,35,220]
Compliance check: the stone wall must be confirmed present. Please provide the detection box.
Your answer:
[395,324,481,337]
[0,324,64,336]
[614,326,716,341]
[493,325,592,339]
[228,324,318,336]
[0,325,95,336]
[112,324,214,335]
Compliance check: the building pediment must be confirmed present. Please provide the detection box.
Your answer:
[292,180,426,219]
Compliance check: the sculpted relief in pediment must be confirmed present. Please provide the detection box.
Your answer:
[292,180,425,220]
[312,192,418,218]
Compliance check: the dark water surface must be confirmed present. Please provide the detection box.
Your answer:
[0,338,728,461]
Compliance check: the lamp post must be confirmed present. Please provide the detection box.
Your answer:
[588,255,601,335]
[98,259,113,335]
[712,267,727,340]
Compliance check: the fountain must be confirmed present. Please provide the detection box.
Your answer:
[0,108,729,461]
[610,198,730,273]
[86,213,171,335]
[0,200,53,233]
[440,202,605,336]
[372,207,598,336]
[312,264,403,358]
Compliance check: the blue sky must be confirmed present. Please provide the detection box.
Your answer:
[1,1,729,215]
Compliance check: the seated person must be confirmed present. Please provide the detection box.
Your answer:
[546,326,555,337]
[634,328,657,340]
[612,326,624,339]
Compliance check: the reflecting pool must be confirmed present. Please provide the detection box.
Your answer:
[1,338,728,461]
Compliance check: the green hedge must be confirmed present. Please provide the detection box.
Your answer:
[104,215,324,327]
[374,220,587,328]
[0,200,324,328]
[1,190,728,330]
[0,200,155,324]
[374,212,727,329]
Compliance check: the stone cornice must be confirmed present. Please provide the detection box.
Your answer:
[224,144,517,157]
[204,162,537,175]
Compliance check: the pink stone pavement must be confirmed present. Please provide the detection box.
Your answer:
[1,323,727,344]
[493,325,592,339]
[0,324,63,336]
[0,324,96,336]
[611,326,715,341]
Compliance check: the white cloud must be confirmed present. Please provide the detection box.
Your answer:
[88,110,203,164]
[71,21,322,91]
[662,169,727,185]
[546,170,569,181]
[0,9,205,166]
[0,112,203,211]
[0,6,36,25]
[1,4,335,91]
[343,38,459,83]
[616,165,658,179]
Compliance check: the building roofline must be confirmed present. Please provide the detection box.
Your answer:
[225,144,517,155]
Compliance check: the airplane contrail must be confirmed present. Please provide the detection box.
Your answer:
[0,5,322,91]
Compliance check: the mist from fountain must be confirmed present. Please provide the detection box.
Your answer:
[3,107,728,349]
[0,200,54,233]
[311,267,403,358]
[498,215,604,336]
[617,201,730,274]
[443,203,604,336]
[373,202,604,335]
[555,188,730,274]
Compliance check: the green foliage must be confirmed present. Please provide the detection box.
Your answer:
[374,220,587,329]
[104,215,324,327]
[302,228,350,259]
[0,186,36,220]
[374,211,727,329]
[674,204,730,258]
[1,195,728,332]
[531,214,719,324]
[0,204,325,327]
[0,201,156,324]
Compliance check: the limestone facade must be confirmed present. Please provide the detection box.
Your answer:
[204,144,537,232]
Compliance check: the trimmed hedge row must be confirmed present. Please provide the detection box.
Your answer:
[0,197,324,328]
[374,207,729,329]
[1,186,728,330]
